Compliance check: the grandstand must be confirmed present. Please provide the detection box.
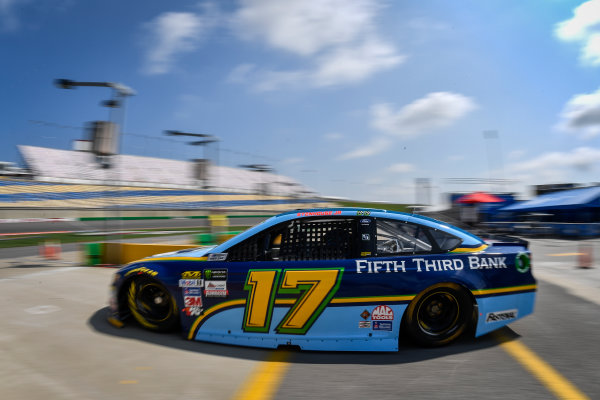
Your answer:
[0,145,330,216]
[19,145,313,196]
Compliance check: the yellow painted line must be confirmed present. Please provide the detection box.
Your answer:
[231,351,291,400]
[548,253,585,257]
[494,332,590,400]
[119,380,139,385]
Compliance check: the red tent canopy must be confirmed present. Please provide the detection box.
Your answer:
[456,192,505,204]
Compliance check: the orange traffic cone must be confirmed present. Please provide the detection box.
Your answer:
[578,244,593,269]
[40,240,61,260]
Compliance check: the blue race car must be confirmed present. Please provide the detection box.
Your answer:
[107,208,536,351]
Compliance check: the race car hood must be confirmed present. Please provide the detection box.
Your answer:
[149,245,217,259]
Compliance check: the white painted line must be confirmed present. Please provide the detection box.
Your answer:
[25,305,62,315]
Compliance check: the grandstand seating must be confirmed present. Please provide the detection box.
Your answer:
[18,145,313,196]
[3,145,326,211]
[0,178,326,210]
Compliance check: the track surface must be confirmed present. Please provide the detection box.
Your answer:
[1,239,598,399]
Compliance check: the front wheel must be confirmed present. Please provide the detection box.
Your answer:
[127,277,179,332]
[404,283,472,347]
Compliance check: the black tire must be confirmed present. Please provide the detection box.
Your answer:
[127,277,179,332]
[404,283,473,347]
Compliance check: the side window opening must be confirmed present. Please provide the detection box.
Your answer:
[375,218,463,256]
[226,217,357,262]
[279,218,356,261]
[427,229,462,252]
[226,231,269,262]
[376,219,434,256]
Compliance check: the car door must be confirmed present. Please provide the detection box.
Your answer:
[195,215,364,348]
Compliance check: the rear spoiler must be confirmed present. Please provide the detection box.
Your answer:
[482,234,529,249]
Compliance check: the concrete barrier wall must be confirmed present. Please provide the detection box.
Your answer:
[101,243,198,265]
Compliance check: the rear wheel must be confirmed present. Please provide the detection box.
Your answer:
[404,283,472,347]
[127,277,178,332]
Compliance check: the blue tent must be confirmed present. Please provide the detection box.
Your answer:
[500,186,600,212]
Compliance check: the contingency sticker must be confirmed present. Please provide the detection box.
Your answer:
[372,321,392,331]
[372,305,394,321]
[204,281,228,297]
[486,309,518,323]
[183,295,203,317]
[207,253,228,262]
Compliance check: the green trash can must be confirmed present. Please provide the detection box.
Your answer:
[85,243,103,266]
[197,233,216,246]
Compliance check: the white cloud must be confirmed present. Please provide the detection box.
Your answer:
[557,87,600,138]
[232,0,379,56]
[231,0,404,90]
[507,149,526,161]
[0,0,26,31]
[555,0,600,66]
[370,92,477,137]
[337,92,476,161]
[337,136,391,160]
[507,147,600,183]
[387,163,415,173]
[312,38,405,87]
[227,63,256,83]
[143,12,206,75]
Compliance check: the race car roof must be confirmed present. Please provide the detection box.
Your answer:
[209,208,483,253]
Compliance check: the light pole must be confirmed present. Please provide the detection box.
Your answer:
[55,78,135,239]
[240,164,274,196]
[54,79,135,167]
[164,130,220,190]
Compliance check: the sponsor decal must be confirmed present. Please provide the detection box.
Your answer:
[204,280,228,297]
[356,260,406,273]
[204,268,227,281]
[360,252,372,257]
[372,321,392,331]
[466,256,507,270]
[359,218,371,225]
[183,287,203,296]
[182,271,202,279]
[360,310,371,320]
[296,211,342,217]
[355,256,509,274]
[179,279,203,288]
[356,211,371,216]
[359,321,371,328]
[486,309,518,323]
[125,267,158,277]
[515,252,530,273]
[183,306,203,317]
[361,234,370,241]
[183,296,204,317]
[184,296,203,307]
[372,305,394,321]
[207,253,228,262]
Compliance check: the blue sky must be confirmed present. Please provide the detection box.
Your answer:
[2,0,600,204]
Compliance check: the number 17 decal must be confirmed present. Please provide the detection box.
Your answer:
[242,268,343,335]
